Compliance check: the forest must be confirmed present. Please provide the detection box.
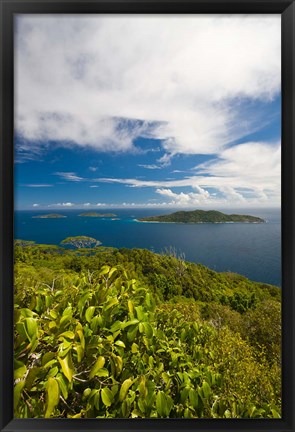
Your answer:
[14,239,281,419]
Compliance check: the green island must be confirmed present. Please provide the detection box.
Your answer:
[138,209,265,224]
[14,238,280,419]
[32,213,67,219]
[78,212,117,218]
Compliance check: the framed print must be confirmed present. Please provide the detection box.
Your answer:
[1,0,294,431]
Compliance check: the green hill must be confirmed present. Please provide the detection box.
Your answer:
[138,209,265,223]
[32,213,67,219]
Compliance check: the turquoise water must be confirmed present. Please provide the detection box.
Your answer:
[14,208,281,286]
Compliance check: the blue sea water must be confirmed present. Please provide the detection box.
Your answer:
[14,208,281,287]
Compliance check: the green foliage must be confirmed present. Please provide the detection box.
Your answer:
[241,300,282,364]
[13,242,281,418]
[220,291,258,313]
[61,236,102,249]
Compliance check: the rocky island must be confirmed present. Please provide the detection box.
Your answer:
[138,209,265,224]
[32,213,67,219]
[78,212,117,218]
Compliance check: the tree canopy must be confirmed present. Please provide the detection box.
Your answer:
[60,236,102,249]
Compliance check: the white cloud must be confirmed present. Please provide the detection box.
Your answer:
[15,15,280,160]
[54,172,84,182]
[138,164,161,170]
[32,203,39,207]
[48,202,75,207]
[23,184,53,187]
[90,185,99,188]
[92,141,280,207]
[89,167,97,172]
[156,187,213,207]
[83,202,91,206]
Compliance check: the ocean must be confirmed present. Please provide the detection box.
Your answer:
[14,208,281,287]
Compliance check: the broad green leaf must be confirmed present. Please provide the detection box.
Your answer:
[85,306,95,323]
[45,295,52,308]
[45,377,60,418]
[119,378,133,402]
[202,381,211,399]
[90,316,100,332]
[131,343,138,353]
[143,322,153,338]
[42,352,55,367]
[24,318,38,341]
[43,359,57,369]
[20,308,36,318]
[71,413,82,418]
[184,407,193,418]
[15,322,27,340]
[83,388,91,399]
[58,341,72,359]
[14,380,25,410]
[180,387,190,404]
[100,265,111,275]
[224,409,231,418]
[62,306,72,316]
[105,297,119,311]
[114,355,123,376]
[165,395,173,416]
[93,390,101,410]
[271,408,281,418]
[56,374,68,399]
[76,345,84,363]
[89,356,105,379]
[135,306,145,321]
[128,300,134,317]
[156,391,167,417]
[101,387,114,407]
[59,314,72,329]
[58,331,75,340]
[47,366,59,378]
[95,368,109,377]
[50,310,58,319]
[122,319,139,329]
[122,399,130,417]
[138,377,147,398]
[49,321,57,330]
[58,352,74,382]
[77,329,85,349]
[110,321,122,333]
[25,367,41,391]
[108,267,117,278]
[127,325,138,342]
[189,388,199,409]
[115,340,126,348]
[145,292,151,307]
[14,360,27,379]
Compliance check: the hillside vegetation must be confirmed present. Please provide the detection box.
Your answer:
[138,209,265,223]
[32,214,67,219]
[14,242,281,419]
[78,213,117,218]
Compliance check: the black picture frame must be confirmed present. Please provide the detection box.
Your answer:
[0,1,294,431]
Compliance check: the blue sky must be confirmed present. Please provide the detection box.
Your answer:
[14,15,281,210]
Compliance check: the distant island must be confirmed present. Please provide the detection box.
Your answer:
[138,209,265,224]
[78,212,117,218]
[32,213,67,219]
